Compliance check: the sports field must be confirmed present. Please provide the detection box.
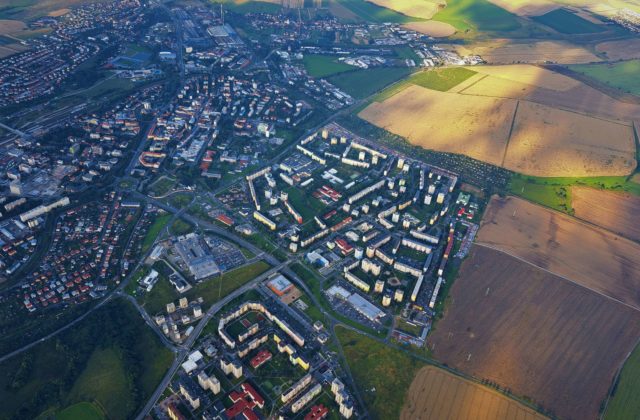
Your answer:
[567,60,640,96]
[401,365,547,420]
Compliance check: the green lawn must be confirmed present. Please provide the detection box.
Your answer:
[337,326,424,419]
[169,219,193,236]
[148,176,176,197]
[328,67,412,99]
[186,261,270,309]
[0,298,173,420]
[56,402,105,420]
[303,55,354,78]
[567,60,640,96]
[605,343,640,420]
[141,213,171,253]
[333,0,419,23]
[140,271,178,315]
[432,0,521,32]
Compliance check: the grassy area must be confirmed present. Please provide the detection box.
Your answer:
[56,402,105,420]
[372,67,477,102]
[509,174,640,214]
[604,343,640,420]
[328,67,412,99]
[148,176,176,197]
[169,219,193,236]
[303,54,354,78]
[209,0,281,13]
[567,60,640,96]
[337,326,424,419]
[66,348,133,419]
[141,213,171,253]
[186,261,270,309]
[333,0,419,23]
[0,298,173,419]
[140,267,178,315]
[432,0,521,32]
[532,8,604,34]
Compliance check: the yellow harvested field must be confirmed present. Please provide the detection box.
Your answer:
[0,19,26,35]
[477,195,640,310]
[401,366,547,420]
[403,21,456,37]
[467,64,581,91]
[367,0,443,19]
[359,85,516,166]
[457,64,640,123]
[449,41,601,64]
[503,101,636,177]
[596,38,640,61]
[488,0,559,16]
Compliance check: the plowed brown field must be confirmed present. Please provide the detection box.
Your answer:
[477,195,640,309]
[429,245,640,420]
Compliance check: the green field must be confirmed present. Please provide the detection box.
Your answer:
[328,67,412,99]
[210,0,282,13]
[373,67,476,102]
[303,55,354,78]
[148,176,176,197]
[169,218,193,236]
[532,8,604,34]
[333,0,418,23]
[141,260,270,314]
[604,343,640,420]
[508,174,640,214]
[432,0,521,32]
[337,326,424,419]
[56,402,105,420]
[0,298,173,419]
[567,60,640,96]
[141,213,171,253]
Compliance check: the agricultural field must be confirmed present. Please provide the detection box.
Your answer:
[209,0,282,14]
[331,0,416,23]
[596,38,640,61]
[402,20,456,37]
[430,0,522,32]
[360,84,516,166]
[0,0,108,20]
[503,100,635,177]
[336,326,424,419]
[448,40,600,64]
[429,245,640,420]
[567,60,640,96]
[571,187,640,242]
[327,67,411,99]
[361,64,639,177]
[401,366,547,420]
[366,0,441,19]
[487,0,558,16]
[532,7,605,33]
[477,195,640,309]
[303,54,354,78]
[603,343,640,420]
[0,298,173,419]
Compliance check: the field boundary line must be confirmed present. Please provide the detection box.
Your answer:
[456,74,488,94]
[501,100,519,167]
[599,335,640,420]
[474,242,640,313]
